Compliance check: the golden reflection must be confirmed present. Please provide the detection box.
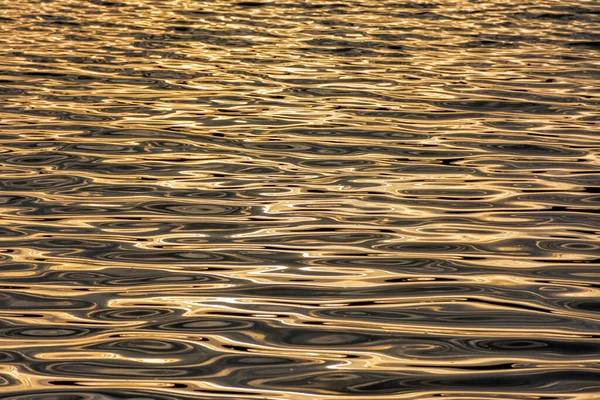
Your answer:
[1,0,599,398]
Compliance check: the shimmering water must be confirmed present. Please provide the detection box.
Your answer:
[1,0,600,398]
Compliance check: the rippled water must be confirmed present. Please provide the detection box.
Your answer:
[1,0,600,398]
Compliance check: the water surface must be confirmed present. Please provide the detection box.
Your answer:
[1,0,600,399]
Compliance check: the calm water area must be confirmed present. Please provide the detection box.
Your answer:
[1,0,600,399]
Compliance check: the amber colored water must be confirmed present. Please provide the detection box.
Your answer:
[1,0,600,399]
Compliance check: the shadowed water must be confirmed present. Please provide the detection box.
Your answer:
[1,0,600,398]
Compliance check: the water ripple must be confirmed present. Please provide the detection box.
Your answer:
[1,0,600,398]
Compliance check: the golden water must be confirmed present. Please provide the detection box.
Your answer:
[1,0,600,398]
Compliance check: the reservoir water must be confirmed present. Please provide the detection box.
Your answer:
[1,0,600,398]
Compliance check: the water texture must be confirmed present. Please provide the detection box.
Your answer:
[1,0,600,398]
